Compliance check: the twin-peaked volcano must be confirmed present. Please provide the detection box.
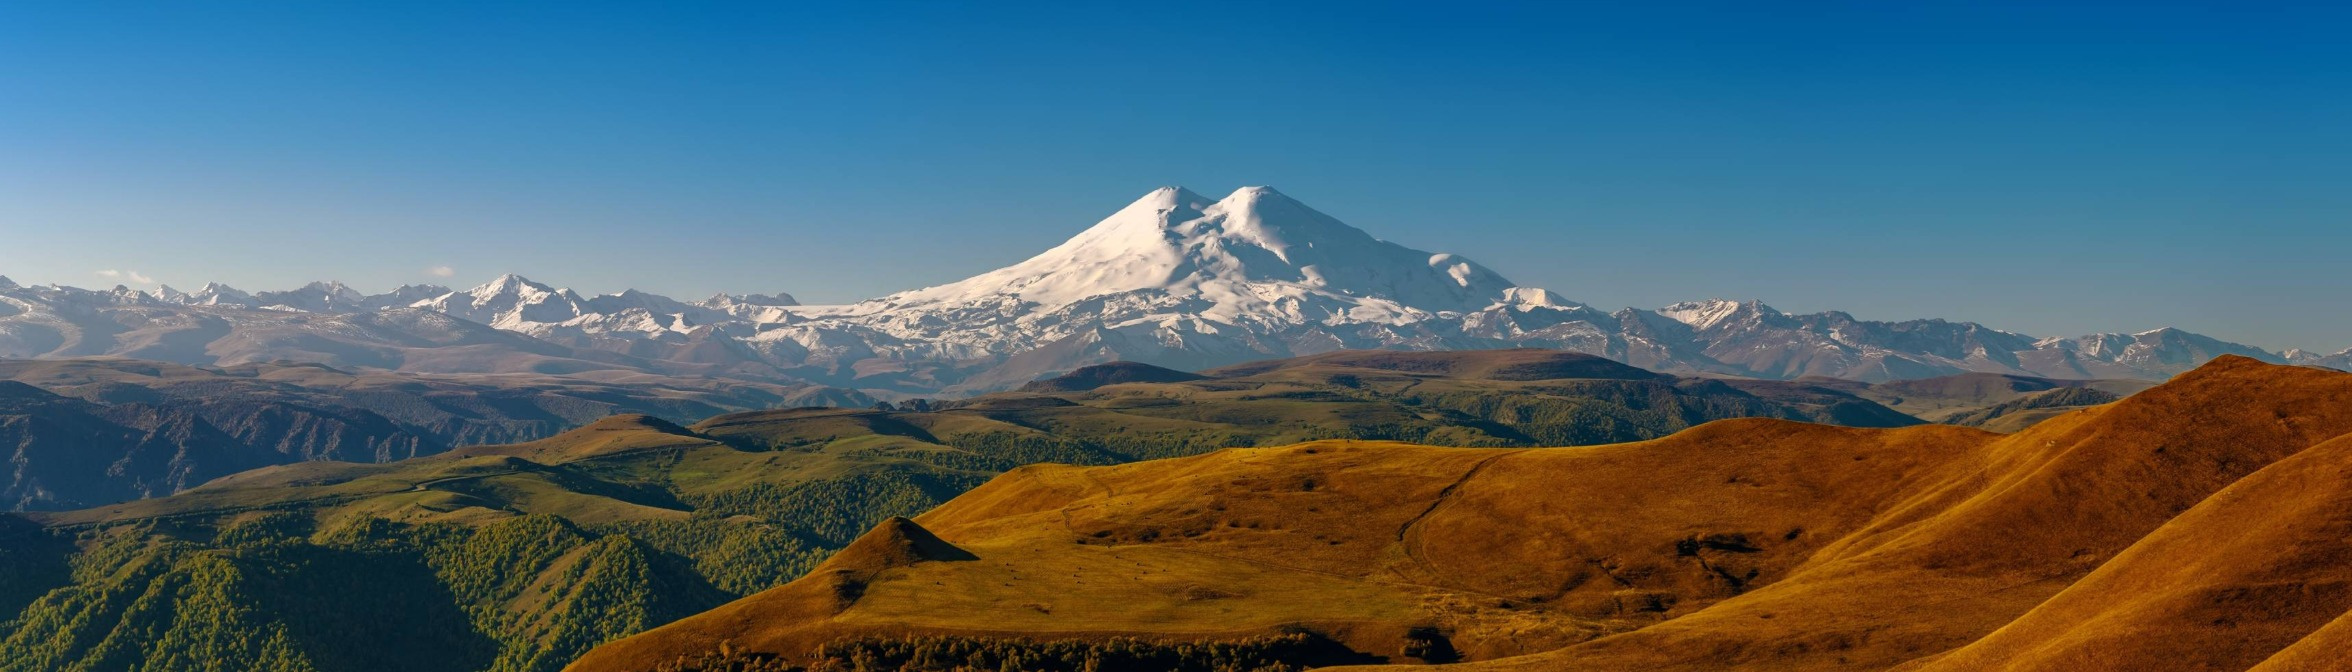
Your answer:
[870,186,1525,323]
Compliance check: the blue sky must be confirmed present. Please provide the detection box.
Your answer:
[1,1,2345,351]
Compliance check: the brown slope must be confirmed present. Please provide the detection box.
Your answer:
[1444,354,2352,671]
[1908,432,2352,671]
[2251,610,2352,672]
[563,442,1499,670]
[570,418,1990,671]
[572,355,2352,672]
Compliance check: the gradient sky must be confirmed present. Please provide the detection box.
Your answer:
[2,2,2346,351]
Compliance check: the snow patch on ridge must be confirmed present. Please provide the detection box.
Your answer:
[1658,299,1763,330]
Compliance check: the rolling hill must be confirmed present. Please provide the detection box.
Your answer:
[3,414,955,672]
[572,355,2352,672]
[0,358,869,510]
[3,349,1941,672]
[1809,371,2153,431]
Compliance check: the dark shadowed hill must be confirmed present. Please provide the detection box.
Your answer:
[1799,370,2152,429]
[743,348,1926,462]
[0,379,294,509]
[1017,361,1204,392]
[1199,348,1664,381]
[1029,352,2127,436]
[0,358,871,510]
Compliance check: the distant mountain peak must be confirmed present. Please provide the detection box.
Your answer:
[250,280,369,312]
[179,282,258,307]
[470,273,556,297]
[1499,287,1582,309]
[304,280,365,301]
[1148,183,1213,201]
[874,185,1518,323]
[1658,299,1776,330]
[0,276,15,290]
[105,285,152,304]
[701,292,799,309]
[406,273,592,328]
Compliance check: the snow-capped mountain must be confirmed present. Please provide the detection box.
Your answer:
[2284,347,2352,371]
[872,186,1517,321]
[792,186,1550,376]
[175,282,259,307]
[367,284,457,310]
[704,292,798,308]
[0,186,2336,393]
[252,281,368,312]
[413,274,591,329]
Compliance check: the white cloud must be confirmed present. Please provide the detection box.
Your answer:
[427,265,456,278]
[95,269,155,285]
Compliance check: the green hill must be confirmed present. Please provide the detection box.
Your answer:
[4,349,1938,672]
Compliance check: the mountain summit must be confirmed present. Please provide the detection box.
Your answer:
[872,186,1517,323]
[418,273,588,328]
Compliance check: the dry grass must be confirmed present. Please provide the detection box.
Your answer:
[573,356,2352,672]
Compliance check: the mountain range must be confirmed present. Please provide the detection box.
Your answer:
[4,187,2345,395]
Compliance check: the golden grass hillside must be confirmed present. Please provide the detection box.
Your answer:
[570,356,2352,672]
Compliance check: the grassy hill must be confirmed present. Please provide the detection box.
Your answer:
[574,356,2352,672]
[4,349,1939,672]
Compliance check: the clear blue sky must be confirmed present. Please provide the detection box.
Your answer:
[1,1,2345,351]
